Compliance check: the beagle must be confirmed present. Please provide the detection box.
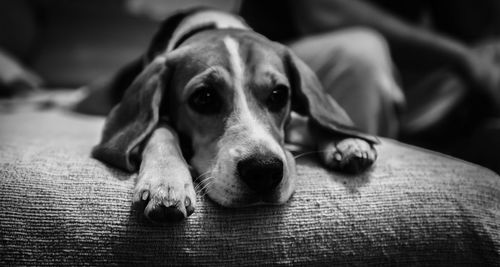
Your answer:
[90,8,379,222]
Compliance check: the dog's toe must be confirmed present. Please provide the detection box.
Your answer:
[134,182,196,223]
[321,138,377,174]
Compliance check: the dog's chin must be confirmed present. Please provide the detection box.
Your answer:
[204,186,295,208]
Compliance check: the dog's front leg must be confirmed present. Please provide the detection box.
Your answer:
[133,124,195,222]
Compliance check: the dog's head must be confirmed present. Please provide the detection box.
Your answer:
[92,10,376,207]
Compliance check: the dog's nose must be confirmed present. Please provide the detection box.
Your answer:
[237,155,284,193]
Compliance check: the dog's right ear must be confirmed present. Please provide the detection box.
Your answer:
[91,56,169,172]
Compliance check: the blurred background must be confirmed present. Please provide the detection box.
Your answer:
[0,0,238,87]
[0,0,499,174]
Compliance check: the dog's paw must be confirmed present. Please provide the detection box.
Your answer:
[133,177,196,223]
[320,138,377,174]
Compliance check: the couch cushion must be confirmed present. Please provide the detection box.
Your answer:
[0,109,499,265]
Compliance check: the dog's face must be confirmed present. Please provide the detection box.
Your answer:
[168,30,296,206]
[93,25,378,213]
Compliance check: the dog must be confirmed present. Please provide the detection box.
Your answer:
[87,8,379,223]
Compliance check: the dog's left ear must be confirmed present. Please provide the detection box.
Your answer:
[92,56,171,172]
[285,50,380,144]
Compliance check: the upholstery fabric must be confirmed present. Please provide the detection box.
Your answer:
[1,108,499,266]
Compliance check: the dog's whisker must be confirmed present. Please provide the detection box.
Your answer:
[194,181,203,192]
[195,182,211,194]
[199,180,214,194]
[294,150,327,159]
[194,174,212,185]
[196,170,210,178]
[194,180,206,192]
[198,180,214,194]
[194,170,212,182]
[197,185,214,199]
[194,174,214,192]
[198,184,214,199]
[194,176,214,193]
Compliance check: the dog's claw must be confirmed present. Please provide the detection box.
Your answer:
[185,197,195,216]
[142,191,149,201]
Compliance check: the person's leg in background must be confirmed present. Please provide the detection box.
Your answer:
[396,0,500,173]
[0,0,42,97]
[289,28,404,138]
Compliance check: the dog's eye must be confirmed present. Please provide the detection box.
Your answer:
[188,86,222,114]
[267,85,289,112]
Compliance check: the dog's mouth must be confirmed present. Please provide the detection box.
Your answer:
[196,177,293,208]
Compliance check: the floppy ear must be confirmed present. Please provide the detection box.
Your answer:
[285,50,380,144]
[92,56,169,172]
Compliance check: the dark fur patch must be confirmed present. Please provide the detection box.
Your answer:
[171,23,217,50]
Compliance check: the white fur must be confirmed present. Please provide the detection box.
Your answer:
[223,37,284,158]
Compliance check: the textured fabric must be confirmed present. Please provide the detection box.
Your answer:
[1,109,500,266]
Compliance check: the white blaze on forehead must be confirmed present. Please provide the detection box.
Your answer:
[223,37,283,158]
[222,37,253,124]
[223,37,244,93]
